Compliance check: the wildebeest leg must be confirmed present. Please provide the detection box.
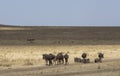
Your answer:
[83,58,86,63]
[48,60,51,66]
[45,60,48,65]
[49,60,52,66]
[59,59,61,64]
[65,58,68,65]
[56,60,59,65]
[51,60,53,65]
[53,59,56,65]
[62,59,64,64]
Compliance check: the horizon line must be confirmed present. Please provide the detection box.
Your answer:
[0,24,120,27]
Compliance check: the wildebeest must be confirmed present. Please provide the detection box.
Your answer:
[43,52,70,65]
[56,52,64,64]
[74,57,81,62]
[94,58,101,63]
[98,53,104,59]
[64,53,69,64]
[94,53,104,63]
[81,58,90,63]
[42,54,49,65]
[42,53,56,65]
[74,53,90,63]
[81,53,90,63]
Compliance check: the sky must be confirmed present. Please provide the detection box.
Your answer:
[0,0,120,26]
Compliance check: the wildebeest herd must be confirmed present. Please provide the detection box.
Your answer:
[74,53,90,63]
[43,52,104,66]
[74,52,104,63]
[43,52,69,66]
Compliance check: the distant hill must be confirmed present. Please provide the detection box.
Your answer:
[0,25,120,40]
[0,25,120,45]
[0,24,10,27]
[0,24,22,27]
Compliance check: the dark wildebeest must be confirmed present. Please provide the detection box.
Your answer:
[81,53,87,63]
[42,54,49,65]
[82,53,87,59]
[56,52,64,64]
[64,53,69,65]
[42,53,56,66]
[81,53,90,63]
[81,58,90,63]
[94,53,104,63]
[74,57,81,62]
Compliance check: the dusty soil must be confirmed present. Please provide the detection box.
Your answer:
[0,58,120,76]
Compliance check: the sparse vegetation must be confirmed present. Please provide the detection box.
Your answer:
[27,38,35,43]
[0,25,120,76]
[24,59,33,65]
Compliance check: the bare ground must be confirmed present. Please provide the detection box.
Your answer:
[0,58,120,76]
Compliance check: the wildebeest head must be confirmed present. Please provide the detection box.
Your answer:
[56,52,64,64]
[98,53,104,58]
[42,54,48,60]
[82,53,87,59]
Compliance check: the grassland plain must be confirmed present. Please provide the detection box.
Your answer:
[0,25,120,76]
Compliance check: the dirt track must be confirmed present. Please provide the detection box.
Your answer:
[0,58,120,76]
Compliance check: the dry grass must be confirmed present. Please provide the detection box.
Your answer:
[0,45,120,67]
[0,26,120,76]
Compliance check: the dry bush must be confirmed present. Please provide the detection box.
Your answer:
[0,63,11,67]
[0,58,12,67]
[27,38,35,43]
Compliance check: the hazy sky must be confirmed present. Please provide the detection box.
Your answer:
[0,0,120,26]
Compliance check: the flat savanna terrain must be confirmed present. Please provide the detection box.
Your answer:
[0,25,120,76]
